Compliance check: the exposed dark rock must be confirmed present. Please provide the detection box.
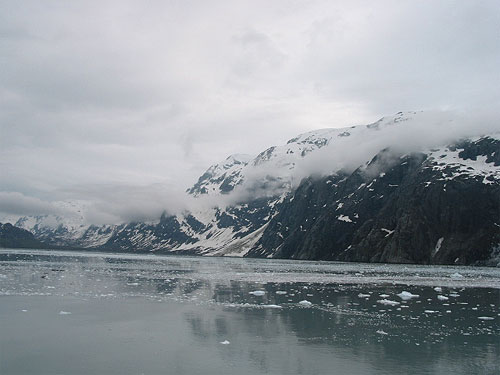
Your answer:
[248,138,500,266]
[0,223,46,249]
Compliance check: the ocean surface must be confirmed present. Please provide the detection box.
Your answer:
[0,249,498,375]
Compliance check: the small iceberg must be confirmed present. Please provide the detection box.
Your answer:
[377,299,400,306]
[433,287,442,292]
[262,304,282,309]
[450,272,464,279]
[358,293,370,298]
[299,300,312,307]
[376,330,388,335]
[379,294,390,298]
[275,291,287,295]
[397,291,419,300]
[249,291,266,296]
[437,295,449,301]
[59,311,72,315]
[478,316,494,321]
[220,340,230,345]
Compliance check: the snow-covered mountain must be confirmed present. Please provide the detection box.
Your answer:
[8,112,500,265]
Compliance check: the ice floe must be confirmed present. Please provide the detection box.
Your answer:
[262,304,282,309]
[249,290,266,296]
[377,299,400,306]
[397,291,419,300]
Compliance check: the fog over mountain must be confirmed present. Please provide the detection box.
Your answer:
[1,1,500,224]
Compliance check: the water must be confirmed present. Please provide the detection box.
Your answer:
[0,249,499,375]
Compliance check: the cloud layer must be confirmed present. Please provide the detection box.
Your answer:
[1,0,499,223]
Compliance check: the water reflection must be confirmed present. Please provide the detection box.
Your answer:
[0,249,499,374]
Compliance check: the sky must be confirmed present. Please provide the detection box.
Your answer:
[1,0,500,223]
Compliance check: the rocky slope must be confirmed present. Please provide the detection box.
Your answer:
[248,137,500,266]
[0,222,46,249]
[10,112,500,265]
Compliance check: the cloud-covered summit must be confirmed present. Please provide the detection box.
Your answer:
[1,1,500,223]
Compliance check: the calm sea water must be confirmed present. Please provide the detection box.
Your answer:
[0,249,498,375]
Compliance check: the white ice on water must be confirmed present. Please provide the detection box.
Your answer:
[249,290,266,296]
[220,340,230,345]
[262,304,282,309]
[59,311,72,315]
[377,299,400,306]
[397,291,420,300]
[299,300,312,306]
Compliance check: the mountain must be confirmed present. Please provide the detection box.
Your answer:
[9,112,500,265]
[248,136,500,266]
[0,223,46,249]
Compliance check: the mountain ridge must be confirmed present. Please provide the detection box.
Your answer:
[6,112,500,265]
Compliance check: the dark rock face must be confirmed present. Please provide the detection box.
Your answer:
[0,223,45,249]
[8,133,499,266]
[248,138,500,266]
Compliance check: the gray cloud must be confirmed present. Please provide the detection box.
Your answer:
[1,0,499,223]
[0,192,64,217]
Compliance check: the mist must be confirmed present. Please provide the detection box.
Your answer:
[1,1,500,224]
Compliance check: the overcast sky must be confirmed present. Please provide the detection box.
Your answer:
[1,0,500,222]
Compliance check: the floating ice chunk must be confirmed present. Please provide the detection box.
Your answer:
[262,304,282,309]
[275,291,287,295]
[450,273,464,279]
[249,291,266,296]
[358,293,371,298]
[424,310,437,314]
[376,330,388,335]
[478,316,494,321]
[449,293,460,297]
[21,309,28,312]
[59,311,71,315]
[377,299,400,306]
[126,282,139,286]
[379,294,390,298]
[220,340,230,345]
[446,310,452,313]
[299,300,312,307]
[337,215,353,223]
[437,295,449,301]
[434,287,442,292]
[397,291,419,300]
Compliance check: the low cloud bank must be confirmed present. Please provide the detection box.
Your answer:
[1,110,499,225]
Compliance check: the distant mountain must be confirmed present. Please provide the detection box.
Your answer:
[0,223,46,249]
[10,112,500,265]
[249,136,500,266]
